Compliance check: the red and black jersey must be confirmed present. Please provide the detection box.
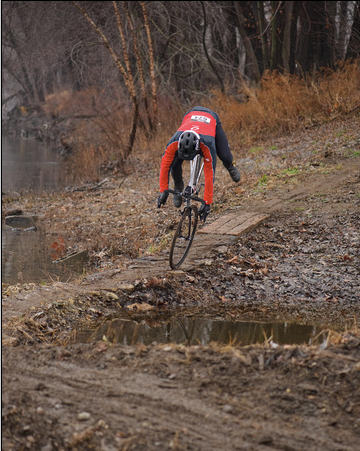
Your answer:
[159,107,219,205]
[178,110,216,137]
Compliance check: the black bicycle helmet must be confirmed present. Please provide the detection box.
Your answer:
[178,130,200,160]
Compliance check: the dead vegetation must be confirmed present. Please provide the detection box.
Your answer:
[52,59,360,182]
[210,59,360,146]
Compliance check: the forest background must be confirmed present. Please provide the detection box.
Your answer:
[2,1,360,181]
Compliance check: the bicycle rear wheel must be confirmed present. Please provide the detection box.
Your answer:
[169,205,198,269]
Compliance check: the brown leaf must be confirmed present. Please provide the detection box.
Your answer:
[96,342,108,352]
[226,256,239,264]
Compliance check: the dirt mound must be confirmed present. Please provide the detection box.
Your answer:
[2,334,360,451]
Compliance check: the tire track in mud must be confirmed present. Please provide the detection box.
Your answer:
[3,342,359,451]
[1,347,241,449]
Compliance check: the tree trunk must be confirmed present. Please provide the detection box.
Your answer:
[141,1,158,133]
[296,1,334,73]
[233,1,261,81]
[74,1,139,161]
[7,30,35,104]
[335,1,350,62]
[270,1,285,71]
[288,0,301,74]
[256,1,270,72]
[201,1,225,93]
[270,1,278,70]
[282,1,294,72]
[346,1,360,59]
[125,98,139,161]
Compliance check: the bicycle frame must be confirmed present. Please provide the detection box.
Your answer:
[163,154,206,269]
[188,155,204,196]
[164,154,206,209]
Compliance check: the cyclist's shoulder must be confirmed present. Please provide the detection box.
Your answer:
[166,131,182,148]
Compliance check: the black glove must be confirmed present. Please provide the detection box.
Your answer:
[199,204,211,222]
[157,191,169,208]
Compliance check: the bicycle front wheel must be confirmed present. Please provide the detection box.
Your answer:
[169,205,198,269]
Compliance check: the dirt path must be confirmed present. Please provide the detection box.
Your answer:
[3,154,359,323]
[2,338,360,451]
[2,117,360,450]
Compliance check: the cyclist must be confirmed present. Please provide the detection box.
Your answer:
[157,105,240,221]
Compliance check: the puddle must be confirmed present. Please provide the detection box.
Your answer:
[71,317,327,347]
[2,136,76,284]
[1,224,84,285]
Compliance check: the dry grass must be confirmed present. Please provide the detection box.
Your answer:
[43,88,100,116]
[61,92,183,181]
[208,58,360,147]
[47,59,359,181]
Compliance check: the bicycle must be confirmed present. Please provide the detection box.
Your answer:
[161,154,206,269]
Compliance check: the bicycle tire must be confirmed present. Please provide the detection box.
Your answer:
[169,205,198,269]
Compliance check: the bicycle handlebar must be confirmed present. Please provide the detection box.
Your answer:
[164,188,206,206]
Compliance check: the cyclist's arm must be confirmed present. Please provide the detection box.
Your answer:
[159,141,178,192]
[200,143,214,205]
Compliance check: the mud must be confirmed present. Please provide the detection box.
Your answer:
[2,115,360,450]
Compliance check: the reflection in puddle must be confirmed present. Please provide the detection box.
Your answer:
[71,317,327,346]
[1,225,83,285]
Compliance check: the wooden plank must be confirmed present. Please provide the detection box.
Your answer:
[213,212,255,234]
[199,211,268,236]
[199,211,239,234]
[226,214,268,235]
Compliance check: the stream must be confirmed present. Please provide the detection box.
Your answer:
[1,136,80,285]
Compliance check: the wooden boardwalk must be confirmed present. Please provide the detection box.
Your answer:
[199,211,268,236]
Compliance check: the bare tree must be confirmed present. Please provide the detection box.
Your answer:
[346,1,360,59]
[255,1,270,72]
[73,1,158,161]
[282,1,294,73]
[2,0,358,131]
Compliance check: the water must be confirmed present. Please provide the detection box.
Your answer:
[71,317,327,347]
[1,136,66,193]
[1,225,80,285]
[1,136,81,284]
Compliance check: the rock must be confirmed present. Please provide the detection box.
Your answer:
[5,209,23,216]
[223,404,234,413]
[41,444,53,451]
[78,412,91,421]
[24,226,37,232]
[104,292,119,301]
[127,303,154,312]
[118,283,135,293]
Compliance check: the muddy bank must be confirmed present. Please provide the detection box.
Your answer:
[2,334,360,450]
